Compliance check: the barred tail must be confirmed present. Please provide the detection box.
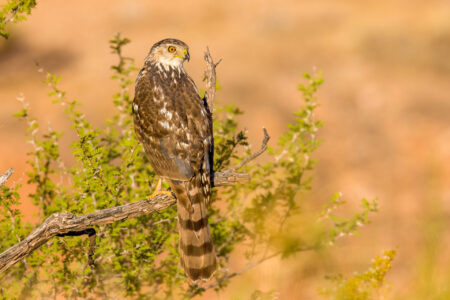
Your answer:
[169,172,216,281]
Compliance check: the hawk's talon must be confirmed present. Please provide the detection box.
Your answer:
[149,178,174,199]
[148,190,174,199]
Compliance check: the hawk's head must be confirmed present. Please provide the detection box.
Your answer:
[146,38,190,68]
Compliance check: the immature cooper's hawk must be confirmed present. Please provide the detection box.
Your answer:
[132,38,216,281]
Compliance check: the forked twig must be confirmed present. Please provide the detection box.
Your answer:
[232,127,270,171]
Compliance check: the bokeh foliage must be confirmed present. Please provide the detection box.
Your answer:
[0,0,37,39]
[319,250,396,300]
[0,35,392,299]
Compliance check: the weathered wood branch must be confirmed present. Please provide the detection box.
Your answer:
[0,194,173,273]
[232,127,270,171]
[203,47,221,112]
[1,5,19,25]
[212,170,249,186]
[0,170,251,274]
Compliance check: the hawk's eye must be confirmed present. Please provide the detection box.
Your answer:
[168,46,176,53]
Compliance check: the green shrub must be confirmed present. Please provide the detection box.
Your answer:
[319,250,396,300]
[0,34,390,299]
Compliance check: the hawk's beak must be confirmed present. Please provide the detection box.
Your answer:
[183,49,190,62]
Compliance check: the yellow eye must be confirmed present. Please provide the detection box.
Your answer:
[168,46,176,53]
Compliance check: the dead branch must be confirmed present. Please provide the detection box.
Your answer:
[232,127,270,171]
[1,6,19,25]
[0,168,14,187]
[0,193,172,273]
[212,170,249,186]
[0,168,256,274]
[203,47,221,112]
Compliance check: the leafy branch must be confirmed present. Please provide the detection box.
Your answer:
[0,0,37,39]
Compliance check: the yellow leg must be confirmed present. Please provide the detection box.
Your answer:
[149,178,173,199]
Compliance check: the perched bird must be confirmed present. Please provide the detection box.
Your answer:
[132,38,216,281]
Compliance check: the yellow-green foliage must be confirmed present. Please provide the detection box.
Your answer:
[319,250,396,300]
[0,34,390,299]
[0,0,36,39]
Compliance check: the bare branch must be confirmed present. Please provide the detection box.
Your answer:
[212,170,249,186]
[0,168,14,187]
[0,169,249,274]
[203,48,269,173]
[0,194,174,274]
[232,128,270,171]
[203,47,221,112]
[1,6,19,25]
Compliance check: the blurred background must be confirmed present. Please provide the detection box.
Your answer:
[1,0,449,299]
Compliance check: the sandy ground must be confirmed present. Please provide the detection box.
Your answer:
[1,0,449,299]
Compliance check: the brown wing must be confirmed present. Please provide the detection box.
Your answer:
[133,64,211,182]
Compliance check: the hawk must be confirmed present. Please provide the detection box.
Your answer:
[132,38,216,281]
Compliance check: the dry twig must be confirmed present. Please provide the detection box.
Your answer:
[203,47,221,112]
[232,127,270,171]
[0,168,14,187]
[1,6,19,25]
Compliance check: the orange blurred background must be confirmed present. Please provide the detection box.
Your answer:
[1,0,449,299]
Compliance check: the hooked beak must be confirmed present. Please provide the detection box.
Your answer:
[183,49,190,61]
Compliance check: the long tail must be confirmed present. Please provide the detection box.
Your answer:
[169,172,216,281]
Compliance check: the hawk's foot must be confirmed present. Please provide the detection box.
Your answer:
[149,178,174,199]
[149,190,173,199]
